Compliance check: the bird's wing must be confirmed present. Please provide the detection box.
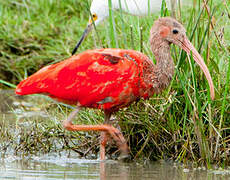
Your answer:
[16,49,144,108]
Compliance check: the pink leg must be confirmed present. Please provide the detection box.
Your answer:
[100,132,108,160]
[62,107,129,160]
[99,112,111,161]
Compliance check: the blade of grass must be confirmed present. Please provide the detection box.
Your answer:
[161,0,166,17]
[118,0,127,48]
[0,79,16,88]
[108,0,118,48]
[170,0,177,18]
[130,25,134,50]
[139,27,143,52]
[87,1,103,49]
[214,54,230,158]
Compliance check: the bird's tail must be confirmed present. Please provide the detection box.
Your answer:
[15,77,48,96]
[15,66,52,96]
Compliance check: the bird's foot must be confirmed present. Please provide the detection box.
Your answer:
[106,126,130,158]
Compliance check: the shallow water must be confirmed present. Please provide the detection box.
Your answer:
[1,154,230,180]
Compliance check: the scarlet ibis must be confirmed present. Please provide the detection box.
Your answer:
[72,0,177,54]
[15,17,214,160]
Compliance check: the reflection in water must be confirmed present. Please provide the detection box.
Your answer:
[1,155,230,180]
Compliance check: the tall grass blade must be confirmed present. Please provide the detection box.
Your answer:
[108,0,118,48]
[0,79,16,88]
[139,27,143,52]
[118,0,127,48]
[214,55,230,158]
[130,25,134,50]
[87,1,102,49]
[161,0,166,17]
[170,0,177,18]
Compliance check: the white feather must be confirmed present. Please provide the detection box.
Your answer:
[90,0,176,25]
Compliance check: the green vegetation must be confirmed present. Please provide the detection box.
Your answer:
[0,0,230,167]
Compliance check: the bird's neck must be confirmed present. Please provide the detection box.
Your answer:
[144,39,174,94]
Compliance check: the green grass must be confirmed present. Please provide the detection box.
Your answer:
[0,0,230,166]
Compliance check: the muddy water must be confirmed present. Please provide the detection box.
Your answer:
[1,156,230,180]
[1,90,230,179]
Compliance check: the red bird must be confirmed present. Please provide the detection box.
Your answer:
[15,17,215,160]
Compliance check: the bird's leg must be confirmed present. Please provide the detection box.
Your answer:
[99,112,111,160]
[100,131,108,160]
[105,125,129,159]
[62,107,82,128]
[100,111,130,160]
[103,111,130,159]
[63,107,129,160]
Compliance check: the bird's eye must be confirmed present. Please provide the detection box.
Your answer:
[92,13,97,21]
[172,29,179,34]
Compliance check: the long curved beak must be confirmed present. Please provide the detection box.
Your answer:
[72,23,93,55]
[181,37,215,100]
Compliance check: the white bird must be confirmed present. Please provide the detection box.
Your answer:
[90,0,173,25]
[72,0,176,54]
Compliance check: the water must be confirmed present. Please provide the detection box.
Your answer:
[1,90,230,179]
[1,155,230,180]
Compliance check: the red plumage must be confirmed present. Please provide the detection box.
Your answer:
[16,49,151,111]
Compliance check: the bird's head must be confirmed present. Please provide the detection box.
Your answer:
[89,0,109,26]
[72,0,109,55]
[150,17,186,47]
[150,17,215,100]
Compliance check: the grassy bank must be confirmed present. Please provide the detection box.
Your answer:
[0,0,230,166]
